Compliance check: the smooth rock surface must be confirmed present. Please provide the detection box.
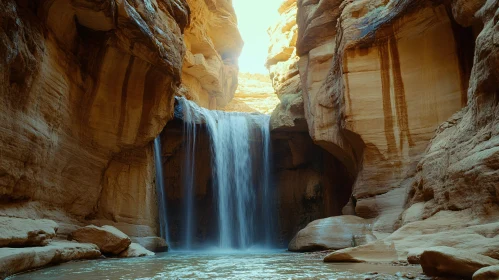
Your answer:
[0,217,58,247]
[420,246,499,278]
[0,241,101,279]
[289,215,374,252]
[118,243,154,258]
[473,265,499,280]
[69,225,131,255]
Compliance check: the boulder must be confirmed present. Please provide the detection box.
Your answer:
[131,237,168,252]
[420,246,499,278]
[0,217,58,247]
[0,241,101,279]
[118,243,154,258]
[69,225,131,255]
[288,215,375,252]
[473,265,499,280]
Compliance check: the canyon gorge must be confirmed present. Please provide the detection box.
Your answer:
[0,0,498,279]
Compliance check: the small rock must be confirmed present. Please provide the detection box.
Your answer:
[420,246,499,278]
[0,217,58,247]
[69,225,131,255]
[131,236,168,252]
[472,265,499,280]
[118,243,155,258]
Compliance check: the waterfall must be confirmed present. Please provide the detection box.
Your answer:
[177,97,276,250]
[154,136,170,244]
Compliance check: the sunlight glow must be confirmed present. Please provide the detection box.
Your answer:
[233,0,282,74]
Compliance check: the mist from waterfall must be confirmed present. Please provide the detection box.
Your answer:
[154,136,170,244]
[177,97,276,250]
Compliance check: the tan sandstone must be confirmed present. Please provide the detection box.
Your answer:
[69,225,131,255]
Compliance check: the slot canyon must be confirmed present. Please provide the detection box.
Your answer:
[0,0,498,279]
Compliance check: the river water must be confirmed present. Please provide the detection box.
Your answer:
[10,251,425,280]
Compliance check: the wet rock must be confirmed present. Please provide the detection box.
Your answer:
[420,246,499,278]
[118,243,154,258]
[0,217,58,247]
[473,265,499,280]
[289,215,375,252]
[69,225,131,255]
[0,241,101,279]
[131,237,168,252]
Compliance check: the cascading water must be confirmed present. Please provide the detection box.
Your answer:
[153,136,170,244]
[176,97,277,250]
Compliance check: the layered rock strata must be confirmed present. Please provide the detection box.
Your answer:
[290,0,487,240]
[0,0,189,237]
[0,0,243,246]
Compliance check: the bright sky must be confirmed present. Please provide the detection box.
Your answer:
[233,0,282,74]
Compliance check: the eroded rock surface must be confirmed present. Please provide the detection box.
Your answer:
[0,217,58,247]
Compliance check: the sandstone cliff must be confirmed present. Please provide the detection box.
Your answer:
[267,0,307,132]
[0,0,241,240]
[291,0,485,237]
[266,0,498,264]
[180,0,243,109]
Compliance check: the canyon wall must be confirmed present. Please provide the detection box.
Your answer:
[0,0,241,240]
[267,0,353,243]
[287,0,486,238]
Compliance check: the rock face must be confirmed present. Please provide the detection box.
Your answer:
[284,0,499,248]
[0,217,58,247]
[181,0,243,109]
[419,246,499,278]
[118,243,155,258]
[69,225,131,255]
[268,0,354,245]
[267,0,306,132]
[0,241,101,279]
[0,0,189,236]
[0,0,242,247]
[288,215,374,252]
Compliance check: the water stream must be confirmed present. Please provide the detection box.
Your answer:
[153,137,169,243]
[8,252,424,280]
